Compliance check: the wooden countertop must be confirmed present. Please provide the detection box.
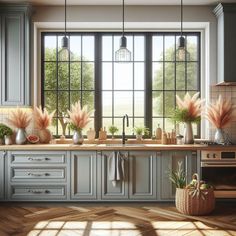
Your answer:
[1,143,236,151]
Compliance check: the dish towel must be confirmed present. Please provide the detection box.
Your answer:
[108,151,126,187]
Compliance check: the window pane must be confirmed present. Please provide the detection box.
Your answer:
[164,118,174,132]
[58,91,69,116]
[103,118,113,129]
[165,36,175,61]
[134,118,145,129]
[114,63,133,90]
[44,91,57,113]
[102,63,112,90]
[187,36,198,61]
[153,36,163,61]
[70,91,81,108]
[152,91,163,116]
[187,62,198,90]
[176,62,185,90]
[134,36,144,61]
[82,62,94,90]
[82,91,94,111]
[70,36,81,61]
[44,62,57,90]
[134,92,144,117]
[82,36,94,61]
[44,36,56,61]
[134,62,144,90]
[102,36,112,61]
[164,91,175,117]
[70,62,81,90]
[102,92,112,117]
[153,62,163,90]
[58,62,69,90]
[114,91,133,117]
[164,63,175,90]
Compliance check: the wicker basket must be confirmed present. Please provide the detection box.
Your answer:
[175,187,215,216]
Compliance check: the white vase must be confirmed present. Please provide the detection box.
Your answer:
[214,128,225,144]
[183,122,194,144]
[16,128,27,145]
[73,130,84,145]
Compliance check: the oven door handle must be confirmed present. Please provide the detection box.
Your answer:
[201,162,236,167]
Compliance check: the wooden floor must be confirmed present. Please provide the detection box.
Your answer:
[0,202,235,236]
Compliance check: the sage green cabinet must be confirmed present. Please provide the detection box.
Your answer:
[71,151,97,200]
[101,151,128,200]
[0,151,5,200]
[160,151,199,200]
[0,5,31,106]
[129,151,157,200]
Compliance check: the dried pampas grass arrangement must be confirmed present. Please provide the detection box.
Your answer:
[8,107,32,129]
[68,100,94,131]
[206,95,236,129]
[34,106,55,130]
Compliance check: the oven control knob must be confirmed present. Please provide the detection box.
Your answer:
[206,153,210,158]
[213,153,216,158]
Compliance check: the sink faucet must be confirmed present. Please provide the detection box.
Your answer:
[122,114,129,144]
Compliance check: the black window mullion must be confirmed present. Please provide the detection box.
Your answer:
[145,33,152,136]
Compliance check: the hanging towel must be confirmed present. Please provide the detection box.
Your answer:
[108,151,126,187]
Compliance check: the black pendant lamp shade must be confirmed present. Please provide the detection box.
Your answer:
[115,0,131,62]
[59,0,69,61]
[176,0,190,61]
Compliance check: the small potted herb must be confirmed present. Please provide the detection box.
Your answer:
[134,126,149,140]
[108,125,119,139]
[0,123,13,145]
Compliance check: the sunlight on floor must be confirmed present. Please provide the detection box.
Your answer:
[27,220,236,236]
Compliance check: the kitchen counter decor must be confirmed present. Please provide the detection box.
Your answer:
[0,123,13,145]
[173,92,204,144]
[170,162,215,216]
[68,100,94,145]
[206,95,236,144]
[34,106,55,144]
[7,108,32,145]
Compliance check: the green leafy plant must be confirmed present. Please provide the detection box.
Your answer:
[108,125,119,136]
[169,161,186,189]
[172,108,201,124]
[68,123,82,132]
[134,126,149,136]
[0,123,13,139]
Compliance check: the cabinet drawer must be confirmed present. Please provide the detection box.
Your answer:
[10,168,66,181]
[10,152,66,165]
[10,185,66,200]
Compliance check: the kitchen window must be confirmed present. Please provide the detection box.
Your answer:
[41,32,200,137]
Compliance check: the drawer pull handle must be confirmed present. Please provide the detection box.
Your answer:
[28,173,50,177]
[28,157,50,161]
[28,190,51,194]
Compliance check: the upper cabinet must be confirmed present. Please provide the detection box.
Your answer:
[0,5,31,106]
[214,3,236,85]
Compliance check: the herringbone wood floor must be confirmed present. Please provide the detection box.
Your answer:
[0,202,235,236]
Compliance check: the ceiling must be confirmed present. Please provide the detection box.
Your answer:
[1,0,236,5]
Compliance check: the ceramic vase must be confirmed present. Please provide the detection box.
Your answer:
[214,128,225,144]
[38,128,51,144]
[16,128,27,145]
[73,130,84,145]
[183,122,194,144]
[4,135,12,145]
[136,134,143,141]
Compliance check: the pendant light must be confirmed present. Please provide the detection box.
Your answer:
[115,0,131,62]
[176,0,190,61]
[59,0,69,61]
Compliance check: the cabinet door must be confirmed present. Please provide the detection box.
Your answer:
[160,151,199,200]
[71,151,97,200]
[0,151,5,200]
[101,151,128,200]
[129,151,157,200]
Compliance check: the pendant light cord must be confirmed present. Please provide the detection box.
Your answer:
[180,0,183,36]
[122,0,124,37]
[65,0,67,36]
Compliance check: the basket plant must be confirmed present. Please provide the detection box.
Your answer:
[169,162,215,216]
[0,123,13,145]
[134,126,149,140]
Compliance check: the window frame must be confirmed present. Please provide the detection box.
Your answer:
[41,31,201,138]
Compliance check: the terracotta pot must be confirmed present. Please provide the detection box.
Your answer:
[38,128,51,144]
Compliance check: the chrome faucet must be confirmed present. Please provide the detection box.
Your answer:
[122,114,129,144]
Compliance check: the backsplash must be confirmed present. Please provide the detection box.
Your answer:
[209,86,236,143]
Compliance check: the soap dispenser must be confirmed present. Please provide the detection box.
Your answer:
[87,128,96,142]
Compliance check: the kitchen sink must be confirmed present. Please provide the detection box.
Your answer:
[98,143,146,147]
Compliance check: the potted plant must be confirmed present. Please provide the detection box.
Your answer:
[173,92,203,144]
[7,108,32,145]
[206,95,236,144]
[108,125,119,139]
[34,106,55,144]
[134,126,149,140]
[169,162,215,216]
[68,100,93,145]
[0,124,13,145]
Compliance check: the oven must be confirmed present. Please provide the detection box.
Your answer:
[201,151,236,198]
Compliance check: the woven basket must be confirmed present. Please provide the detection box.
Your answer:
[175,187,215,216]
